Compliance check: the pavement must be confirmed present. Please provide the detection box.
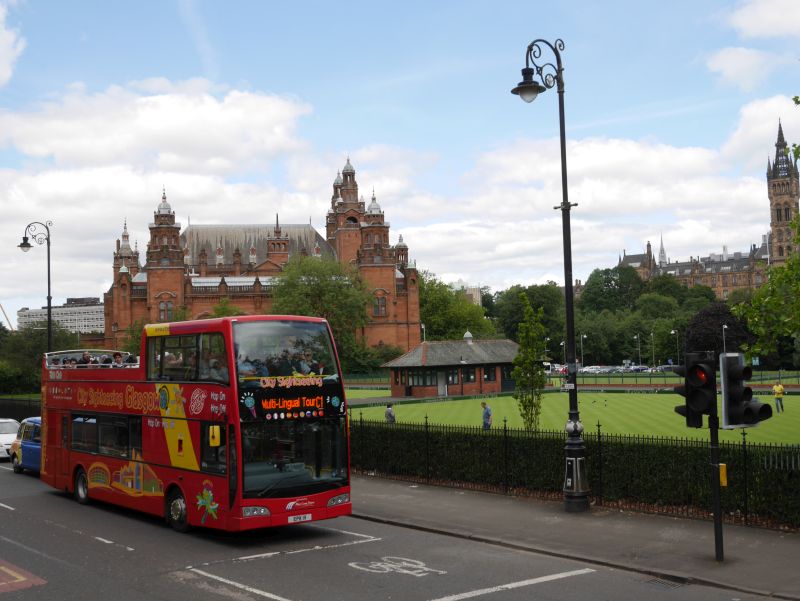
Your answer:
[351,474,800,600]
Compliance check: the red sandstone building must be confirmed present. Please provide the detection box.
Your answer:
[383,332,518,398]
[104,159,421,351]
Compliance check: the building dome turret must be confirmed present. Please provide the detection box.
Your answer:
[157,187,172,215]
[367,190,382,214]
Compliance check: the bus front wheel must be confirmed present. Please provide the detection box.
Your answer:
[166,489,189,532]
[74,468,89,504]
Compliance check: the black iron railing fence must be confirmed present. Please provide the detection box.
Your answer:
[350,416,800,530]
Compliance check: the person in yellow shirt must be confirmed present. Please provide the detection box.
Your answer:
[773,381,785,414]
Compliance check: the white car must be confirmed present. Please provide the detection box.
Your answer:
[0,419,20,460]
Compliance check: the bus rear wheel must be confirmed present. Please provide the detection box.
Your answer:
[74,468,89,504]
[166,489,189,532]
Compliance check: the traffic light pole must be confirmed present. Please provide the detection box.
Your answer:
[708,412,724,562]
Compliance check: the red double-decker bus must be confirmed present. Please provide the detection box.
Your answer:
[40,315,351,532]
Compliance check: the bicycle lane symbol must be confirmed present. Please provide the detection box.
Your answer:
[348,556,447,578]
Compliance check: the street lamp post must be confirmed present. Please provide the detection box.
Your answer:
[670,329,680,365]
[722,324,728,353]
[560,340,566,364]
[650,332,655,367]
[512,38,588,512]
[19,221,53,353]
[580,334,587,367]
[633,334,642,366]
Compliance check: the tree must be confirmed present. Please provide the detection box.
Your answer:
[578,265,644,313]
[735,219,800,362]
[684,284,716,304]
[494,283,563,343]
[271,255,372,371]
[726,288,754,307]
[512,295,547,431]
[418,271,495,340]
[646,274,686,305]
[0,322,79,392]
[685,302,751,357]
[635,292,679,320]
[121,318,148,356]
[211,297,245,317]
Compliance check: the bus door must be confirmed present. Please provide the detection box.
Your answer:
[44,411,70,488]
[56,413,70,487]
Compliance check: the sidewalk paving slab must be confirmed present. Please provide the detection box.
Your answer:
[351,475,800,600]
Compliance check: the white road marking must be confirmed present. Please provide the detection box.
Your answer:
[428,568,596,601]
[0,464,12,471]
[0,503,15,511]
[189,568,295,601]
[235,528,381,562]
[94,537,114,544]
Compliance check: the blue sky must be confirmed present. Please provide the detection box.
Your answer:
[1,0,798,329]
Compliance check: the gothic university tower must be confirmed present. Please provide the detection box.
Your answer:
[767,122,800,266]
[104,160,421,351]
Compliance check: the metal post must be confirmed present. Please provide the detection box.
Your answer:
[709,413,724,561]
[741,429,749,526]
[19,221,53,353]
[512,38,588,512]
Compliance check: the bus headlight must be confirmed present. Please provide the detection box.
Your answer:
[327,493,350,507]
[242,506,271,518]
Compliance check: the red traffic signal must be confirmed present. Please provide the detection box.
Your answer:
[674,351,716,428]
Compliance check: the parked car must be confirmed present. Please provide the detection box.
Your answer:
[0,418,20,460]
[10,416,41,474]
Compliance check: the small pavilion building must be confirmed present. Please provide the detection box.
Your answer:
[382,332,518,398]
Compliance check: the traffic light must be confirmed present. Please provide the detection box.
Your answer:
[720,352,772,428]
[674,351,716,428]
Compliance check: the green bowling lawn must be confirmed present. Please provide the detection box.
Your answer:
[348,391,798,445]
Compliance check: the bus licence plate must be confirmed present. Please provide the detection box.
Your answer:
[288,514,311,524]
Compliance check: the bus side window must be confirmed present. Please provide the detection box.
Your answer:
[130,417,142,458]
[201,423,226,474]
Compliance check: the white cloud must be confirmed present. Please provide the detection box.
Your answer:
[706,47,786,91]
[721,95,800,170]
[0,3,25,87]
[728,0,800,39]
[0,82,312,173]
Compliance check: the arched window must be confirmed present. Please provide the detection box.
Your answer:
[373,297,387,317]
[776,207,782,222]
[159,301,174,321]
[779,246,785,257]
[785,207,791,220]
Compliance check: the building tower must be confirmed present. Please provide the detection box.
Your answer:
[767,122,800,266]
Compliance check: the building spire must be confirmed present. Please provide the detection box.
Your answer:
[771,120,793,179]
[658,233,667,266]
